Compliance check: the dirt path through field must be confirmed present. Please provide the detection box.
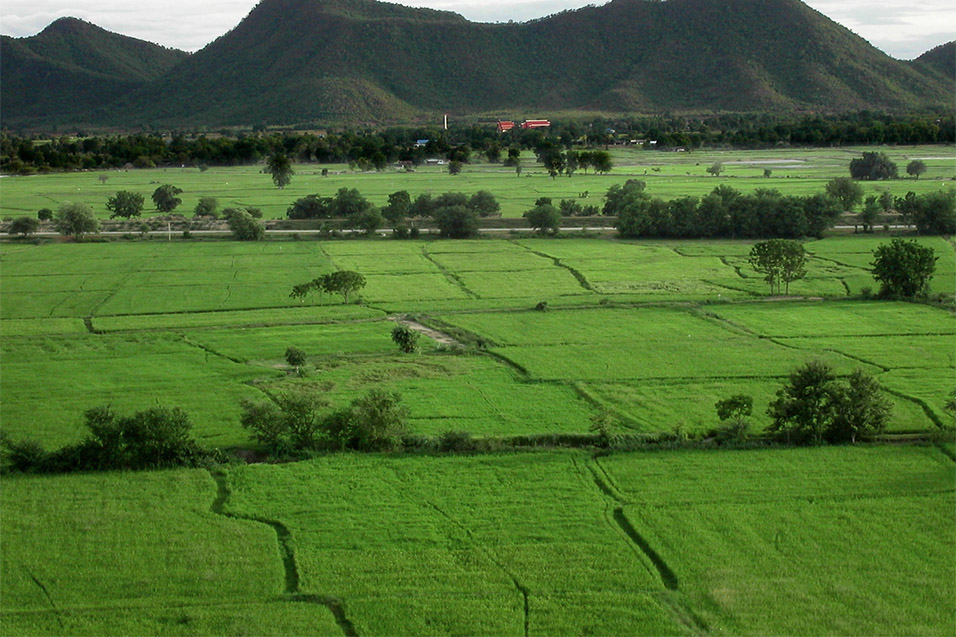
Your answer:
[387,316,461,346]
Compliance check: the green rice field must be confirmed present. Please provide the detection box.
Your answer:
[1,145,953,220]
[1,229,954,635]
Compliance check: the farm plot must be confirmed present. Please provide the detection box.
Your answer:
[599,446,956,635]
[214,446,955,635]
[223,452,684,636]
[258,354,597,437]
[0,333,276,447]
[0,469,343,636]
[437,303,944,434]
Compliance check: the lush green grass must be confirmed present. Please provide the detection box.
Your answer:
[0,333,276,447]
[600,446,956,634]
[210,446,955,635]
[0,469,344,635]
[3,146,952,220]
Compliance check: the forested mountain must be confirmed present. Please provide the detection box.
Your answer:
[2,0,952,129]
[0,18,188,125]
[911,41,955,84]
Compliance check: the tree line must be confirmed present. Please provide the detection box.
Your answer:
[3,110,953,174]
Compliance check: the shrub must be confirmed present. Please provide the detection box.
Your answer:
[37,208,53,221]
[194,196,219,218]
[391,324,420,353]
[285,346,307,370]
[227,209,265,241]
[871,239,937,298]
[347,390,410,451]
[438,430,475,452]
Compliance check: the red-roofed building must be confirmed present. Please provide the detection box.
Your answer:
[497,120,515,133]
[521,120,550,129]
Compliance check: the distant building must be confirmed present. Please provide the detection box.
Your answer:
[521,120,551,129]
[415,139,430,147]
[497,121,515,133]
[425,158,446,165]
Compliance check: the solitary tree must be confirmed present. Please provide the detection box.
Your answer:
[285,347,307,371]
[906,159,927,180]
[267,153,294,188]
[54,202,99,239]
[825,177,864,211]
[106,191,145,219]
[151,184,183,213]
[706,162,724,177]
[37,208,53,221]
[871,239,936,297]
[748,239,807,295]
[448,160,463,175]
[858,196,881,232]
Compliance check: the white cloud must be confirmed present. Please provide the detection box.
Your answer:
[1,0,952,57]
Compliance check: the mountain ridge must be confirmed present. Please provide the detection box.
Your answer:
[2,0,952,129]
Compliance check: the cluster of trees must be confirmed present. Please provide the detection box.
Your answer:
[240,390,409,454]
[287,188,501,238]
[530,147,613,178]
[712,361,892,446]
[871,239,938,298]
[1,406,213,473]
[609,181,842,239]
[290,271,367,304]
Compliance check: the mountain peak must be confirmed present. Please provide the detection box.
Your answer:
[39,17,99,37]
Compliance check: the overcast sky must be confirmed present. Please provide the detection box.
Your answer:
[1,0,953,59]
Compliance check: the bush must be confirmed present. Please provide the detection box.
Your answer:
[438,430,475,452]
[1,405,211,473]
[391,324,420,353]
[54,202,99,239]
[194,196,219,218]
[227,209,265,241]
[37,208,53,221]
[849,152,898,181]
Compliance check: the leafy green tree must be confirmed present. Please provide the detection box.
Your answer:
[849,152,898,180]
[748,239,807,294]
[54,202,99,239]
[591,150,612,174]
[240,394,327,454]
[871,239,937,297]
[287,194,333,219]
[858,196,881,232]
[906,159,927,179]
[706,162,723,177]
[324,270,366,303]
[383,190,411,223]
[330,188,372,218]
[106,191,145,219]
[524,203,561,235]
[9,216,39,237]
[285,346,307,370]
[828,370,891,443]
[346,390,409,451]
[448,160,463,175]
[714,394,753,442]
[767,360,840,445]
[603,180,648,216]
[352,207,383,235]
[151,184,183,213]
[227,209,265,241]
[194,196,218,218]
[913,190,956,235]
[267,153,294,188]
[468,190,500,217]
[434,205,479,239]
[37,208,53,221]
[391,324,420,353]
[825,177,863,211]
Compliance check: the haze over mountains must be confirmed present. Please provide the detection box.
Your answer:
[1,0,952,130]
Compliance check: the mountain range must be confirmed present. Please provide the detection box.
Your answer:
[1,0,952,129]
